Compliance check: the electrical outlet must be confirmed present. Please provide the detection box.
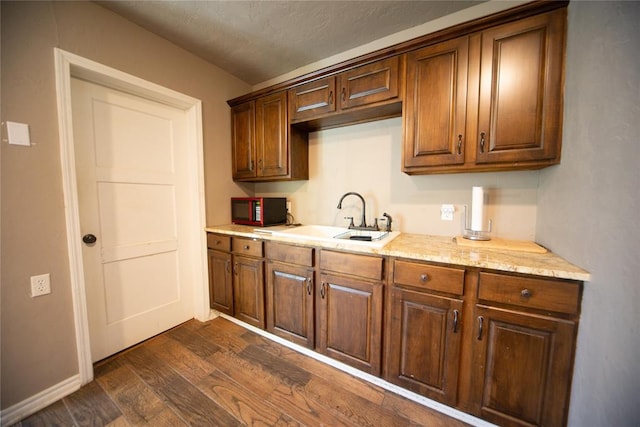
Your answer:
[30,274,51,297]
[441,204,455,221]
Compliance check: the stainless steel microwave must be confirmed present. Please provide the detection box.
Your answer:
[231,197,287,227]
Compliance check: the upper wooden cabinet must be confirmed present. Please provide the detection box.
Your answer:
[475,10,565,166]
[288,56,402,127]
[231,92,308,182]
[228,2,568,177]
[403,8,566,174]
[403,36,469,169]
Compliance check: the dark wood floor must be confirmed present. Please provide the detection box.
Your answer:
[15,317,469,426]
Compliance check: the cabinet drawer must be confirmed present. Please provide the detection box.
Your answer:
[232,237,263,257]
[394,260,464,295]
[207,233,230,251]
[320,250,383,281]
[266,242,314,267]
[478,272,580,315]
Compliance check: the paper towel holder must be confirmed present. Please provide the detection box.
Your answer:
[462,205,492,241]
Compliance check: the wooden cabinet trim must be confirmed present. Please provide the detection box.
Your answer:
[265,241,315,267]
[232,237,264,257]
[207,233,231,251]
[319,250,384,281]
[394,259,465,295]
[478,271,580,315]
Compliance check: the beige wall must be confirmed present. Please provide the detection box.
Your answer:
[0,1,250,409]
[256,118,539,239]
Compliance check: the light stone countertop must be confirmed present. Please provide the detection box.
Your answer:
[205,224,590,282]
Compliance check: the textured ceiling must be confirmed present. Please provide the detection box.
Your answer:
[97,0,484,85]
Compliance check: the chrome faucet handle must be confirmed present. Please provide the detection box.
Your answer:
[344,216,355,228]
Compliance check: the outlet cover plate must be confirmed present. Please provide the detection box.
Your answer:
[30,273,51,297]
[441,204,455,221]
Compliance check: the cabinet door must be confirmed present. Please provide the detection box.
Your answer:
[233,255,265,329]
[476,9,565,165]
[386,288,462,405]
[403,36,468,170]
[231,101,256,180]
[255,92,288,178]
[338,56,399,110]
[472,305,577,427]
[317,273,383,375]
[288,76,337,121]
[266,261,315,348]
[208,249,233,315]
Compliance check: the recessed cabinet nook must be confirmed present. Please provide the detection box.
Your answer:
[228,1,568,181]
[217,3,583,426]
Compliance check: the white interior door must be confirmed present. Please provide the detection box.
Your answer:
[71,77,194,362]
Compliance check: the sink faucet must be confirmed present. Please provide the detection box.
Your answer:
[337,192,373,230]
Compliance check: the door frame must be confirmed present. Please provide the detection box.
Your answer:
[54,48,211,385]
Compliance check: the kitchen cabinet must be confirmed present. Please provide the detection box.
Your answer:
[288,56,401,126]
[403,8,566,174]
[231,92,308,182]
[468,272,581,427]
[317,250,384,375]
[385,260,465,406]
[403,36,469,169]
[206,233,233,315]
[232,237,265,328]
[265,242,316,348]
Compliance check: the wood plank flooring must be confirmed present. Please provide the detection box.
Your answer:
[14,317,470,426]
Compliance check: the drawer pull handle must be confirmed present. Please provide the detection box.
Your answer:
[320,282,326,299]
[216,240,222,245]
[453,310,459,333]
[521,289,532,299]
[420,274,429,282]
[477,316,484,340]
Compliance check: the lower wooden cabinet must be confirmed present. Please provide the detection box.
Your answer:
[317,272,383,375]
[386,287,463,405]
[232,237,265,329]
[265,242,316,348]
[207,234,233,315]
[471,305,577,427]
[317,250,385,375]
[206,233,583,427]
[208,249,233,315]
[467,271,581,427]
[385,260,465,405]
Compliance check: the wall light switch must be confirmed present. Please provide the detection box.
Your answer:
[7,121,31,146]
[441,204,455,221]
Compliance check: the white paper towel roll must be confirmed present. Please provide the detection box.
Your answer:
[471,186,484,231]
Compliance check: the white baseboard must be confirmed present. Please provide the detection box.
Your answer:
[1,374,81,426]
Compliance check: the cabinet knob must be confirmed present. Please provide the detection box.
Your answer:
[521,288,532,299]
[420,274,429,282]
[243,245,250,250]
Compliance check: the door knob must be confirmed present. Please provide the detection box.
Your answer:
[82,234,97,244]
